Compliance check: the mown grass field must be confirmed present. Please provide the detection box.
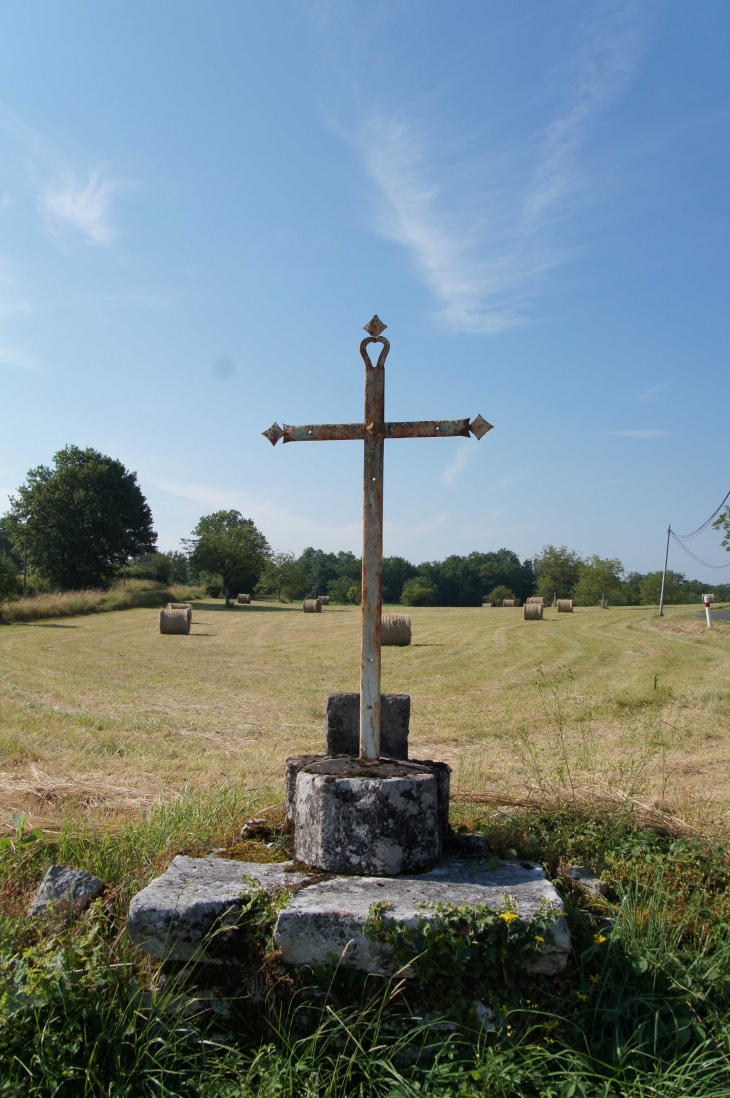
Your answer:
[0,598,729,831]
[2,599,730,1096]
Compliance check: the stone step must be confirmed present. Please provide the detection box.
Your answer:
[127,853,570,976]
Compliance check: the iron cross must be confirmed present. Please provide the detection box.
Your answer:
[263,316,492,762]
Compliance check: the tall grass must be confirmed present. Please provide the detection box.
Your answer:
[0,580,206,624]
[1,793,730,1096]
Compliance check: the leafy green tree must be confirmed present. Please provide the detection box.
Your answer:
[573,556,625,607]
[416,550,534,606]
[258,552,306,601]
[533,545,582,604]
[125,550,188,585]
[640,570,687,605]
[622,571,645,605]
[297,548,361,599]
[5,445,156,589]
[0,557,19,603]
[167,551,189,584]
[328,576,361,604]
[186,511,269,605]
[401,577,438,606]
[712,507,730,550]
[0,517,21,570]
[382,556,418,603]
[485,585,516,605]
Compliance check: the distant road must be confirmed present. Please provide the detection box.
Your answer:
[711,610,730,622]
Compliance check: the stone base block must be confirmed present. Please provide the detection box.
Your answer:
[286,755,451,838]
[275,858,571,976]
[128,854,571,977]
[127,856,313,960]
[294,757,440,876]
[326,693,410,759]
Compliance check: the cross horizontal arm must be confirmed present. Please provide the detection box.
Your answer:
[263,415,493,445]
[283,423,364,442]
[386,418,470,439]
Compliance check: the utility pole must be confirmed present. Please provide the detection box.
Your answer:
[658,524,670,617]
[22,535,27,595]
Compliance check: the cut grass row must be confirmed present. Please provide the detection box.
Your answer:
[1,600,729,830]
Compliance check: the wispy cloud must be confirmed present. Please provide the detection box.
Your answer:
[441,441,477,486]
[351,6,647,332]
[609,429,669,438]
[150,477,362,553]
[638,382,673,401]
[0,345,43,372]
[151,477,449,557]
[40,169,121,245]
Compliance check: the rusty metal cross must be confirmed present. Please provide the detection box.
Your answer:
[263,316,492,762]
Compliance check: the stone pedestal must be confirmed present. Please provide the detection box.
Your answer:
[127,853,572,977]
[325,692,410,759]
[293,757,440,876]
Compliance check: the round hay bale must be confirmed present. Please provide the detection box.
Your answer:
[502,599,516,607]
[524,602,543,620]
[556,599,573,613]
[303,599,322,613]
[318,595,330,605]
[167,602,192,625]
[482,602,493,608]
[382,613,411,646]
[526,596,545,605]
[237,593,251,604]
[159,608,190,635]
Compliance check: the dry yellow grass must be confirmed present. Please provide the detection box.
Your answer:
[0,599,729,830]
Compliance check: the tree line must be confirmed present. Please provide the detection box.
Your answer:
[1,444,728,608]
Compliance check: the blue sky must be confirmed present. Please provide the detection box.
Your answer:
[0,1,729,579]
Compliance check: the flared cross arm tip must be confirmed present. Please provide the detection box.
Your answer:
[470,414,493,440]
[262,422,284,446]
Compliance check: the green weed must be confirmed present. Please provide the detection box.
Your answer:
[1,797,730,1095]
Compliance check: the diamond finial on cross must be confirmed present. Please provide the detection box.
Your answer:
[262,422,284,446]
[363,315,387,338]
[469,414,493,441]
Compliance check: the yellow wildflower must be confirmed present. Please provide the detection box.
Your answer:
[499,911,519,923]
[534,935,545,943]
[590,974,600,983]
[576,992,589,1001]
[593,933,607,945]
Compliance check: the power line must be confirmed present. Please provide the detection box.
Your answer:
[670,530,730,570]
[674,487,730,541]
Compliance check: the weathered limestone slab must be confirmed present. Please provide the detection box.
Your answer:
[28,865,103,915]
[411,759,451,840]
[274,858,570,976]
[126,856,313,961]
[294,757,440,875]
[326,692,410,759]
[286,755,451,837]
[285,755,320,820]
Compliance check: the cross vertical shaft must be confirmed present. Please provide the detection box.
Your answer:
[262,315,493,764]
[360,335,387,760]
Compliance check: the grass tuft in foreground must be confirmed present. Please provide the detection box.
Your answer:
[1,791,729,1095]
